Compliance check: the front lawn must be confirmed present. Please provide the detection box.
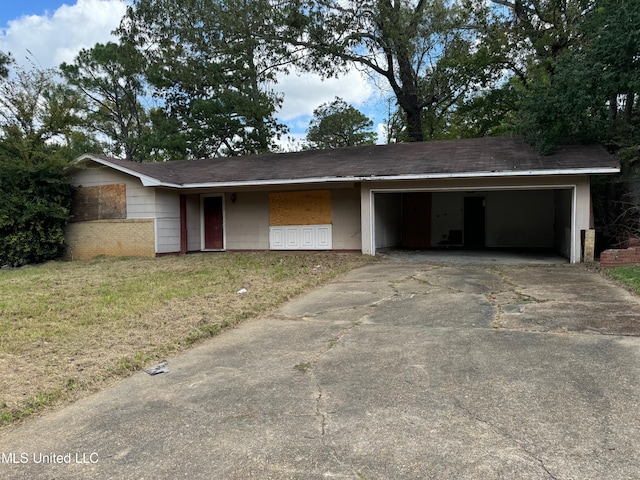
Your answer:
[605,265,640,295]
[0,252,372,427]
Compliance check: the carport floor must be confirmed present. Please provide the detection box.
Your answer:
[378,248,568,265]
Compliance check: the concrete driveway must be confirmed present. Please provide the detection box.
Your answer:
[1,261,640,479]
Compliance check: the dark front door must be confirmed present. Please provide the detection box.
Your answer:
[464,196,485,248]
[203,196,224,250]
[402,192,432,249]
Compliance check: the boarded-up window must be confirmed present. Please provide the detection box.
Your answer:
[269,190,332,226]
[71,184,127,222]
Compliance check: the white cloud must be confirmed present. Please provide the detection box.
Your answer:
[275,67,374,121]
[0,0,128,68]
[0,0,390,146]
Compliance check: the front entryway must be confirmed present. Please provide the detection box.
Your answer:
[203,196,224,250]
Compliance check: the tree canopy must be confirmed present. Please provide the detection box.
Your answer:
[305,98,377,149]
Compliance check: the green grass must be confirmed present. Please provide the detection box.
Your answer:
[0,252,373,427]
[605,265,640,295]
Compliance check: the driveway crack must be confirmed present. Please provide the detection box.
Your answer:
[453,398,560,480]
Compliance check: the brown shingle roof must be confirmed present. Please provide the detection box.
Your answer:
[78,136,619,187]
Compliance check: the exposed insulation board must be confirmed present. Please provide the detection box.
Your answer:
[71,184,127,222]
[269,190,332,226]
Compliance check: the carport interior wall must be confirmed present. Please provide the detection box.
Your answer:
[372,188,574,258]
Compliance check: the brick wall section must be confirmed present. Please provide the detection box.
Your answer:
[600,247,640,268]
[64,219,156,260]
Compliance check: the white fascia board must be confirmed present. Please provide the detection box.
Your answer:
[159,167,620,189]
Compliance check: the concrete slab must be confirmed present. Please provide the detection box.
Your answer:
[1,261,639,479]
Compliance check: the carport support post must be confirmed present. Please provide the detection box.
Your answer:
[361,184,374,255]
[583,229,595,263]
[572,179,592,264]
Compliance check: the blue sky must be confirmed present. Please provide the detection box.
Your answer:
[0,0,388,149]
[0,1,64,21]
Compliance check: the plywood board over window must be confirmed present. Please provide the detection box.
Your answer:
[269,190,332,226]
[70,184,126,222]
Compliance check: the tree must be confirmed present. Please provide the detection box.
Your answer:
[507,0,640,152]
[118,0,292,158]
[0,51,12,79]
[489,0,596,79]
[0,63,85,265]
[0,63,90,164]
[305,97,377,149]
[61,41,151,162]
[285,0,497,142]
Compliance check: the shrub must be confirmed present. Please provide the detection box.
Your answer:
[0,160,74,266]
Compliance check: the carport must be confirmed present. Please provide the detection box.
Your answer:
[371,186,573,256]
[362,174,594,264]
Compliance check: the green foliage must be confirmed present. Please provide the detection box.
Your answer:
[118,0,291,158]
[512,0,640,153]
[0,160,74,267]
[305,97,377,149]
[0,51,12,78]
[0,63,91,163]
[289,0,496,142]
[61,41,150,162]
[0,62,80,266]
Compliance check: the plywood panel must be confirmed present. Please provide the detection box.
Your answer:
[70,184,126,222]
[269,191,332,226]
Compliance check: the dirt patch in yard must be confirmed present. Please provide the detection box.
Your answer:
[0,252,373,428]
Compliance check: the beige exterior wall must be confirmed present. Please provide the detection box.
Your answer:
[65,219,155,260]
[220,186,361,251]
[224,191,270,250]
[186,194,201,252]
[155,189,181,254]
[331,187,361,249]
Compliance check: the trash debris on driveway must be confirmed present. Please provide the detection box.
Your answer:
[143,360,169,376]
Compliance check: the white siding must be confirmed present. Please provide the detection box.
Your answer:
[155,189,180,254]
[71,166,156,219]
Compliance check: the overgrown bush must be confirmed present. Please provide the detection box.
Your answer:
[0,160,74,266]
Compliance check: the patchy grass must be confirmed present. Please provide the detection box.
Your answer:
[0,252,373,427]
[604,265,640,295]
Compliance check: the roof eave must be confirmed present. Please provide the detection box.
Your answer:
[73,154,172,187]
[72,154,620,189]
[150,167,621,189]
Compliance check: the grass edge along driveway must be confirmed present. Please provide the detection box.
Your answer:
[0,252,374,428]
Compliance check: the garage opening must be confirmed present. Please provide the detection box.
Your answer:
[373,189,573,259]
